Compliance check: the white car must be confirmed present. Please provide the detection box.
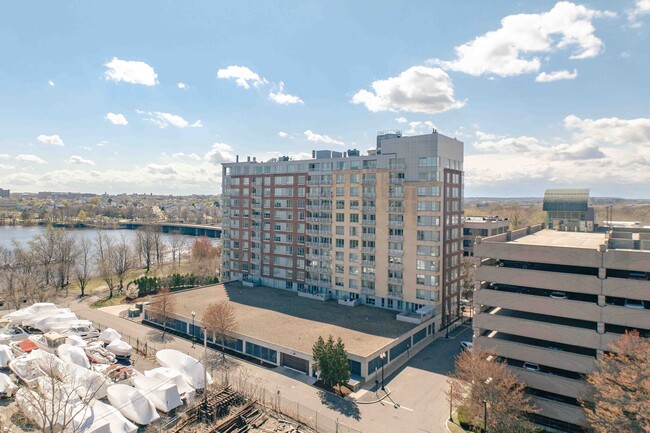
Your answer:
[523,362,540,372]
[460,341,473,351]
[549,291,568,300]
[0,327,29,345]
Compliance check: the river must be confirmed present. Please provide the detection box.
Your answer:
[0,225,209,251]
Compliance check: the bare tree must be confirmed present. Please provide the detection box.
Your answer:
[505,205,524,230]
[582,330,650,433]
[30,227,58,286]
[95,231,116,299]
[74,237,93,298]
[147,287,177,340]
[168,233,185,268]
[202,301,237,354]
[111,235,133,293]
[152,230,165,267]
[136,227,155,272]
[16,354,108,433]
[190,237,219,281]
[460,257,475,302]
[448,348,537,433]
[53,231,77,294]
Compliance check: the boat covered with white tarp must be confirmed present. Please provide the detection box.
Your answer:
[0,344,14,367]
[132,375,182,413]
[3,303,57,323]
[99,328,121,345]
[0,372,17,398]
[90,400,138,433]
[106,339,132,359]
[144,367,195,400]
[156,349,212,389]
[16,386,95,433]
[58,343,91,369]
[106,384,160,425]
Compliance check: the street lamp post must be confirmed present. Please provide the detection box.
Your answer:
[483,399,488,433]
[379,353,386,391]
[407,342,410,358]
[449,383,453,422]
[191,311,196,348]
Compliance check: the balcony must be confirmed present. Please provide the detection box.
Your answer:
[306,217,332,223]
[362,220,376,226]
[388,235,404,241]
[388,262,403,271]
[307,253,331,262]
[350,205,360,210]
[306,265,331,274]
[308,191,333,197]
[362,179,376,184]
[388,207,403,213]
[361,233,375,240]
[305,278,332,288]
[361,273,375,281]
[388,277,403,285]
[389,163,406,170]
[389,178,404,184]
[306,242,331,250]
[306,229,332,236]
[361,260,375,266]
[388,221,404,228]
[362,192,376,198]
[388,192,404,198]
[388,291,403,299]
[307,180,321,185]
[362,247,376,253]
[360,287,375,295]
[306,204,332,211]
[362,206,376,211]
[388,249,403,256]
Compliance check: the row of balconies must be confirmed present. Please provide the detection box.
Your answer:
[305,278,332,288]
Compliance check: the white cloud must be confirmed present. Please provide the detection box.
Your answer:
[104,57,158,86]
[204,143,236,165]
[395,117,408,124]
[535,69,578,82]
[466,114,650,190]
[628,0,650,27]
[96,141,107,147]
[437,2,614,77]
[105,112,128,125]
[138,110,202,129]
[268,82,304,105]
[171,152,201,161]
[16,154,47,164]
[177,82,187,90]
[0,164,14,170]
[37,134,64,146]
[146,164,177,175]
[68,155,96,166]
[405,121,436,135]
[0,154,8,160]
[217,65,268,89]
[304,130,344,146]
[278,131,288,138]
[48,80,55,87]
[352,66,464,114]
[564,115,650,146]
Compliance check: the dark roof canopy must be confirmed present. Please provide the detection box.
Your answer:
[543,189,590,212]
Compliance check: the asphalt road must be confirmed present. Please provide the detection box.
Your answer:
[61,299,472,433]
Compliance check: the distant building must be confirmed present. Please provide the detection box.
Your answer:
[0,188,9,198]
[462,216,510,256]
[543,189,595,232]
[473,225,650,432]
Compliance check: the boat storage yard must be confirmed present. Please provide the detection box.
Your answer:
[0,302,214,433]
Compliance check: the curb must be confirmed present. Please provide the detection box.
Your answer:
[355,388,392,405]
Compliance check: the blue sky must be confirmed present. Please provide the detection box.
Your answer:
[1,1,649,197]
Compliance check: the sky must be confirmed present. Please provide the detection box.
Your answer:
[1,1,649,197]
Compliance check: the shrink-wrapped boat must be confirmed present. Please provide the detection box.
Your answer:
[99,328,121,345]
[133,375,182,412]
[106,384,160,425]
[106,339,132,359]
[90,400,138,433]
[144,367,196,400]
[58,343,91,369]
[0,344,14,367]
[156,349,212,389]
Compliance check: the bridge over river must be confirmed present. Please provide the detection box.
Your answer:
[120,222,222,238]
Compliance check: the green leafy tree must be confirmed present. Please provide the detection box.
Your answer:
[312,335,350,392]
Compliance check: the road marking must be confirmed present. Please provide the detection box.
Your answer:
[398,404,414,412]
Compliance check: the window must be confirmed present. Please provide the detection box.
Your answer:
[336,226,344,235]
[336,187,345,196]
[336,239,345,248]
[418,156,440,167]
[350,214,359,223]
[335,251,344,261]
[336,213,345,222]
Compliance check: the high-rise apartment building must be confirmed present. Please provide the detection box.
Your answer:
[221,130,464,330]
[462,216,510,256]
[473,224,650,432]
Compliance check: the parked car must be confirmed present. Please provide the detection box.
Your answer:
[550,291,568,300]
[624,299,645,309]
[628,271,650,281]
[460,341,473,351]
[523,362,540,372]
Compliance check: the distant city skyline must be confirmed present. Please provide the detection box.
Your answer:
[1,1,649,197]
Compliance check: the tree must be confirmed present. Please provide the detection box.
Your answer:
[53,231,77,294]
[448,348,537,433]
[582,330,650,433]
[168,233,186,268]
[190,237,220,280]
[95,231,116,299]
[312,335,350,392]
[74,237,93,298]
[16,353,108,433]
[147,288,177,340]
[460,257,476,316]
[202,301,237,353]
[136,228,155,272]
[111,234,133,293]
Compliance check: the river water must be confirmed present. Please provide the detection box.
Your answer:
[0,226,206,251]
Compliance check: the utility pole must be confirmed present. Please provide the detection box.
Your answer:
[449,383,453,422]
[203,327,208,413]
[483,399,488,433]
